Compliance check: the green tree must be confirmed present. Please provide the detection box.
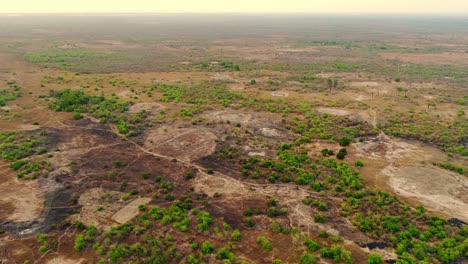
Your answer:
[367,253,382,264]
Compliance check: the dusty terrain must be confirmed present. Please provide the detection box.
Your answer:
[0,14,467,264]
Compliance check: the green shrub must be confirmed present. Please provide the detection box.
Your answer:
[73,112,84,120]
[300,253,318,264]
[336,148,348,160]
[201,241,215,255]
[231,229,241,241]
[256,236,272,252]
[215,247,235,260]
[304,239,320,252]
[339,137,351,147]
[355,160,364,167]
[74,234,86,252]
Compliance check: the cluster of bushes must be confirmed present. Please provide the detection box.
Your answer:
[256,236,272,252]
[0,131,49,179]
[380,110,467,156]
[157,84,244,107]
[24,49,115,72]
[148,203,191,232]
[47,89,147,136]
[0,82,22,106]
[320,245,353,264]
[197,61,241,71]
[434,162,467,176]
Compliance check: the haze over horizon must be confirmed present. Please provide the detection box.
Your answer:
[1,0,468,14]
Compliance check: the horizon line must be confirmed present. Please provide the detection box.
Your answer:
[1,12,468,16]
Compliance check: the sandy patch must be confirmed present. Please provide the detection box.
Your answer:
[316,107,351,116]
[354,133,427,161]
[116,90,135,99]
[128,102,165,114]
[75,188,126,229]
[354,95,371,102]
[0,161,44,222]
[260,127,282,137]
[271,91,289,97]
[46,257,85,264]
[145,126,218,162]
[227,82,245,91]
[384,165,468,221]
[112,198,152,224]
[354,133,468,221]
[205,110,253,124]
[350,82,380,87]
[211,72,234,81]
[248,151,266,157]
[19,124,41,131]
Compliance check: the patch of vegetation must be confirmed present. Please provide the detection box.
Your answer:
[0,131,49,179]
[380,110,468,156]
[0,82,22,106]
[256,236,272,252]
[157,83,244,107]
[24,49,120,72]
[434,162,467,176]
[47,89,147,136]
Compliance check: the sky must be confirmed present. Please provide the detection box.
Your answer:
[1,0,468,14]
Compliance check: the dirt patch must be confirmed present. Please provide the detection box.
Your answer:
[384,165,468,221]
[145,126,218,162]
[227,82,245,91]
[350,81,380,87]
[128,103,165,114]
[0,161,45,223]
[19,124,41,131]
[112,197,152,224]
[354,94,371,101]
[260,127,282,138]
[211,72,234,81]
[354,133,429,161]
[205,110,253,124]
[73,188,126,229]
[271,91,289,97]
[0,201,15,221]
[116,90,135,99]
[315,107,351,116]
[247,151,266,157]
[46,257,86,264]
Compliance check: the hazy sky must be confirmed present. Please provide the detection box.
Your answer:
[1,0,468,14]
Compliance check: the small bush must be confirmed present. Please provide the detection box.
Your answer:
[256,236,272,252]
[339,137,351,147]
[74,234,86,252]
[367,253,383,264]
[231,229,241,241]
[336,148,347,160]
[201,241,215,255]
